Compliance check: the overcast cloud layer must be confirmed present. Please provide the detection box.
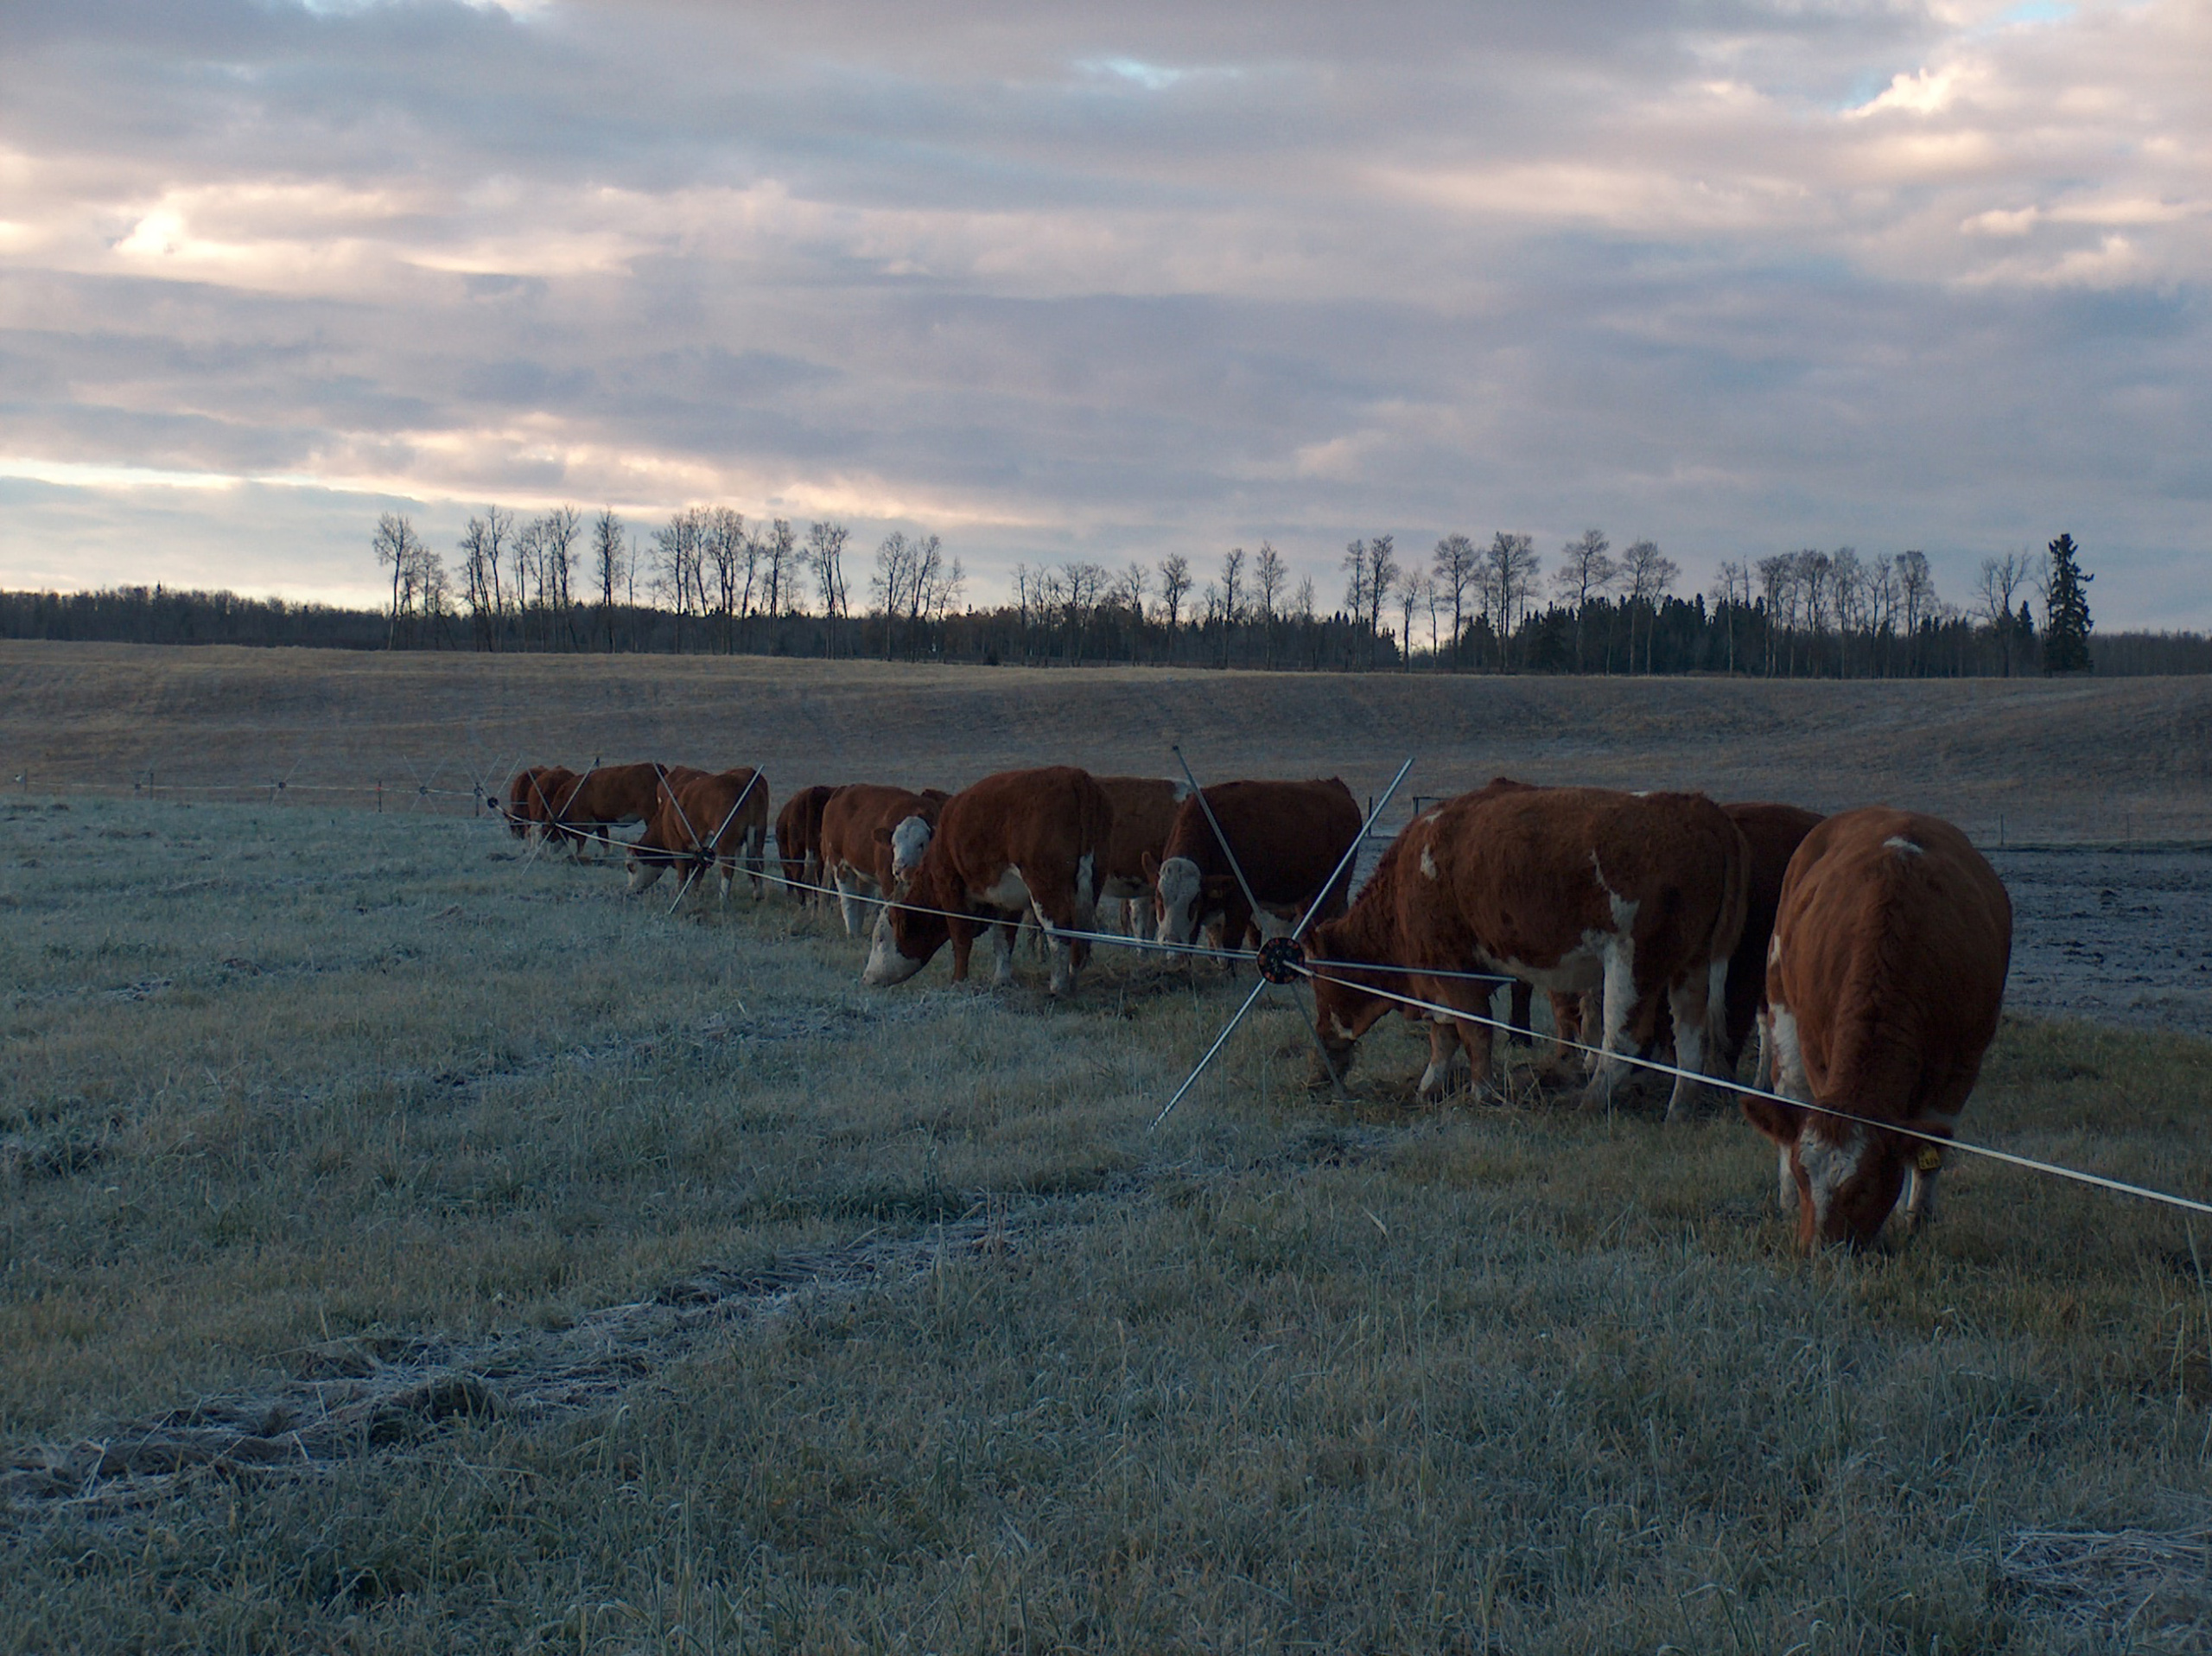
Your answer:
[0,0,2206,623]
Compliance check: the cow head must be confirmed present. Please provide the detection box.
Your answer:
[862,895,949,985]
[1739,1037,1916,1252]
[886,814,934,887]
[1787,1127,1910,1252]
[1300,918,1398,1083]
[1152,855,1216,946]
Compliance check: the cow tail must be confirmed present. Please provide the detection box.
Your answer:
[1706,812,1751,1064]
[1077,774,1111,924]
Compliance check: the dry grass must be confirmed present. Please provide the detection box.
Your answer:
[6,791,2212,1651]
[3,640,2210,842]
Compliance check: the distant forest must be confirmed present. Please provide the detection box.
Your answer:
[4,508,2207,677]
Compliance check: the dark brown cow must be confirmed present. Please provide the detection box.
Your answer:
[1093,776,1184,936]
[817,784,950,936]
[1637,801,1824,1074]
[548,762,673,858]
[1306,780,1747,1115]
[626,767,771,901]
[862,766,1110,997]
[1146,778,1362,953]
[1740,807,2011,1251]
[502,765,576,840]
[1716,802,1826,1066]
[774,784,839,905]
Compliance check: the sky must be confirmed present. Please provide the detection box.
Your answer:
[0,0,2206,626]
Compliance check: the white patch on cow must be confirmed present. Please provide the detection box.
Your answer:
[1767,1006,1809,1099]
[1419,844,1440,882]
[1884,835,1923,857]
[990,921,1016,986]
[1796,1123,1867,1235]
[890,814,933,877]
[982,865,1032,913]
[861,907,928,985]
[1155,856,1204,945]
[1589,850,1639,934]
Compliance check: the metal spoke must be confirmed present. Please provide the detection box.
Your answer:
[1170,744,1268,946]
[1150,975,1268,1131]
[1291,755,1414,945]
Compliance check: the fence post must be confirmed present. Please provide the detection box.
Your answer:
[376,779,384,814]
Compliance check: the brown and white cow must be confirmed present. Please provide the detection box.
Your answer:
[817,784,950,935]
[502,765,577,840]
[862,766,1110,997]
[1306,780,1747,1116]
[1147,778,1363,953]
[548,762,673,858]
[773,784,839,906]
[1093,776,1185,937]
[625,767,771,901]
[1740,807,2011,1251]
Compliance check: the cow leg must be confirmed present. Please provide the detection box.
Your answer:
[1579,939,1637,1111]
[1409,983,1494,1103]
[1662,974,1713,1122]
[1509,980,1534,1047]
[988,920,1016,986]
[948,916,976,984]
[835,869,868,937]
[1904,1159,1940,1232]
[1778,1144,1801,1216]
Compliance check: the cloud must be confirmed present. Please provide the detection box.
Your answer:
[0,0,2204,627]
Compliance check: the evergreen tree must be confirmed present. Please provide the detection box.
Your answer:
[2042,532,2094,673]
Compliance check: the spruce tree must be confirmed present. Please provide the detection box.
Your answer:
[2042,532,2094,673]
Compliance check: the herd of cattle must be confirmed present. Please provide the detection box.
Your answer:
[500,761,2013,1251]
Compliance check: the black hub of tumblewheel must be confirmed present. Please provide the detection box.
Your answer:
[1256,936,1306,985]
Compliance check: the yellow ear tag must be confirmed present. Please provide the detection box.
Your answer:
[1915,1145,1945,1174]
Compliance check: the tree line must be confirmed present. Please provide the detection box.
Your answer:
[2,512,2189,674]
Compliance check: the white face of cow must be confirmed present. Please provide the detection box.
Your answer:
[1154,856,1205,946]
[861,906,928,985]
[625,853,664,894]
[889,814,933,883]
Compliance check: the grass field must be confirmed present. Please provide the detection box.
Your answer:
[4,640,2210,844]
[8,791,2212,1651]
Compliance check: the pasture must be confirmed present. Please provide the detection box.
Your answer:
[7,775,2212,1651]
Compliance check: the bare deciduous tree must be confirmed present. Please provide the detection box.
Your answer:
[1431,533,1478,670]
[1156,553,1192,661]
[1554,530,1615,674]
[593,508,626,653]
[1977,550,2032,677]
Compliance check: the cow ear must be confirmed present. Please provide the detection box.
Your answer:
[873,825,892,846]
[1141,851,1159,882]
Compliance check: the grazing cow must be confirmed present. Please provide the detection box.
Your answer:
[1637,801,1825,1075]
[1717,802,1826,1067]
[863,766,1109,997]
[502,766,576,840]
[774,784,840,905]
[817,785,950,935]
[548,762,674,859]
[1147,778,1363,953]
[1306,780,1746,1116]
[626,767,771,901]
[1093,776,1185,936]
[1740,807,2012,1251]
